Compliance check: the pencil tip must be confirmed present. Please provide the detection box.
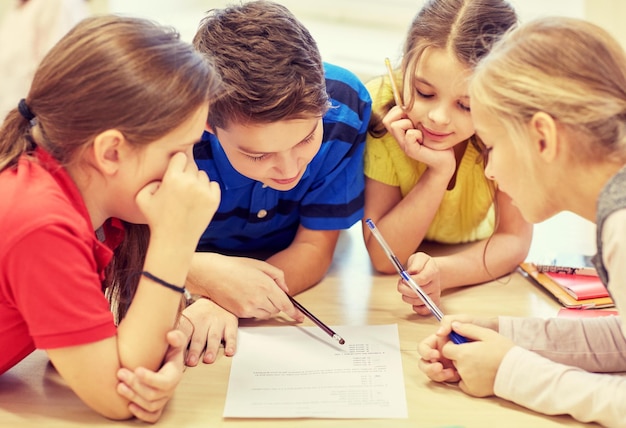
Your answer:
[339,338,345,345]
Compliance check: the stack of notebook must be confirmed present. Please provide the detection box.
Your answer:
[518,261,614,309]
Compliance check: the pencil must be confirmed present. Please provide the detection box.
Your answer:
[385,57,403,109]
[288,295,345,345]
[365,218,468,345]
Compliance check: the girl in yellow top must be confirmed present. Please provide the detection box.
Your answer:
[363,0,532,315]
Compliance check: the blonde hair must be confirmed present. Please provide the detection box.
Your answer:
[471,17,626,164]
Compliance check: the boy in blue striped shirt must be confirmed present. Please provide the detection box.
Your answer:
[181,0,372,365]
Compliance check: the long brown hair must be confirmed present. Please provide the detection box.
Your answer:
[368,0,517,139]
[0,15,221,322]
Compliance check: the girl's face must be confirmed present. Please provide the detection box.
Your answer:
[214,117,323,191]
[472,101,551,223]
[403,47,475,150]
[113,104,209,224]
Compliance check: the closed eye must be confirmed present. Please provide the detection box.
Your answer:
[416,89,434,99]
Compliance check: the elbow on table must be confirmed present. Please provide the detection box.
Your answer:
[369,256,398,275]
[77,388,135,421]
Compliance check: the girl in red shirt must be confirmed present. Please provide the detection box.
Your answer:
[0,15,221,421]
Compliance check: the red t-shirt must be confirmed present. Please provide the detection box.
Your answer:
[0,148,121,374]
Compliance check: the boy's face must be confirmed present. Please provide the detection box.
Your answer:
[213,117,323,191]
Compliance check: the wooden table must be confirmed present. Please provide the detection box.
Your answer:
[0,226,599,427]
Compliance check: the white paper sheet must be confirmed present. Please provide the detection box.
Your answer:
[223,324,408,419]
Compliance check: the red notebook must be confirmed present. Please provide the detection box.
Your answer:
[544,272,609,300]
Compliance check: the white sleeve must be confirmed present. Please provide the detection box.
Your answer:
[494,346,626,426]
[492,209,626,426]
[603,209,626,335]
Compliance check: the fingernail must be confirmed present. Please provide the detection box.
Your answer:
[117,369,129,381]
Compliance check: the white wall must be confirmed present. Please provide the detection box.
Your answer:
[101,0,589,81]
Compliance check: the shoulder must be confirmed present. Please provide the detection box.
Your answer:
[0,161,89,248]
[323,62,371,104]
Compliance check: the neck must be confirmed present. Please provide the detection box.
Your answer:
[565,161,623,222]
[65,163,108,230]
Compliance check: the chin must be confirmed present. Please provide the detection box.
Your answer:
[266,181,300,191]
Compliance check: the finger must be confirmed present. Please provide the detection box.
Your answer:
[405,128,423,145]
[265,267,288,292]
[412,304,433,316]
[116,376,168,414]
[273,292,304,322]
[222,321,238,357]
[132,365,181,398]
[202,324,225,364]
[449,321,493,342]
[163,151,189,177]
[406,252,430,272]
[166,329,188,349]
[416,334,440,360]
[117,367,165,402]
[127,401,164,423]
[417,359,458,383]
[186,328,208,367]
[252,306,274,320]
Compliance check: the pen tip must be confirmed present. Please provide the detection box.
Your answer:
[333,334,345,345]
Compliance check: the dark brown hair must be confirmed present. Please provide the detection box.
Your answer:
[0,15,221,322]
[193,0,329,130]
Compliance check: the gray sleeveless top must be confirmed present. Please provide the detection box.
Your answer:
[593,165,626,287]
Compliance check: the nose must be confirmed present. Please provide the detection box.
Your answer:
[427,102,451,125]
[484,156,495,180]
[273,150,299,178]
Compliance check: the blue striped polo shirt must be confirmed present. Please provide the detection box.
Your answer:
[194,62,372,257]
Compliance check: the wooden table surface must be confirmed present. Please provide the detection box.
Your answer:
[0,226,599,427]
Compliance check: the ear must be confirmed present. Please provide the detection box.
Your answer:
[528,112,558,162]
[91,129,127,176]
[206,122,223,138]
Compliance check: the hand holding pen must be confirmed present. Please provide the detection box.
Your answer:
[365,218,468,344]
[289,295,345,345]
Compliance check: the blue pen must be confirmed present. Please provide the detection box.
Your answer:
[365,218,468,344]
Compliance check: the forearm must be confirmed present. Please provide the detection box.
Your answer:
[117,235,193,371]
[366,170,449,273]
[435,231,530,289]
[499,315,626,372]
[495,346,626,426]
[267,241,334,295]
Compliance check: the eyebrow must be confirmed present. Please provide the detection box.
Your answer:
[240,122,319,155]
[414,77,434,88]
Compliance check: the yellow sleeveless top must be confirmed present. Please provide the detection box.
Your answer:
[364,76,495,244]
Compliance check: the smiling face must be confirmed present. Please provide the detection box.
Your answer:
[213,116,323,191]
[403,47,475,150]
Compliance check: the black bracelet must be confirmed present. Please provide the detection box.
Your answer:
[141,271,188,295]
